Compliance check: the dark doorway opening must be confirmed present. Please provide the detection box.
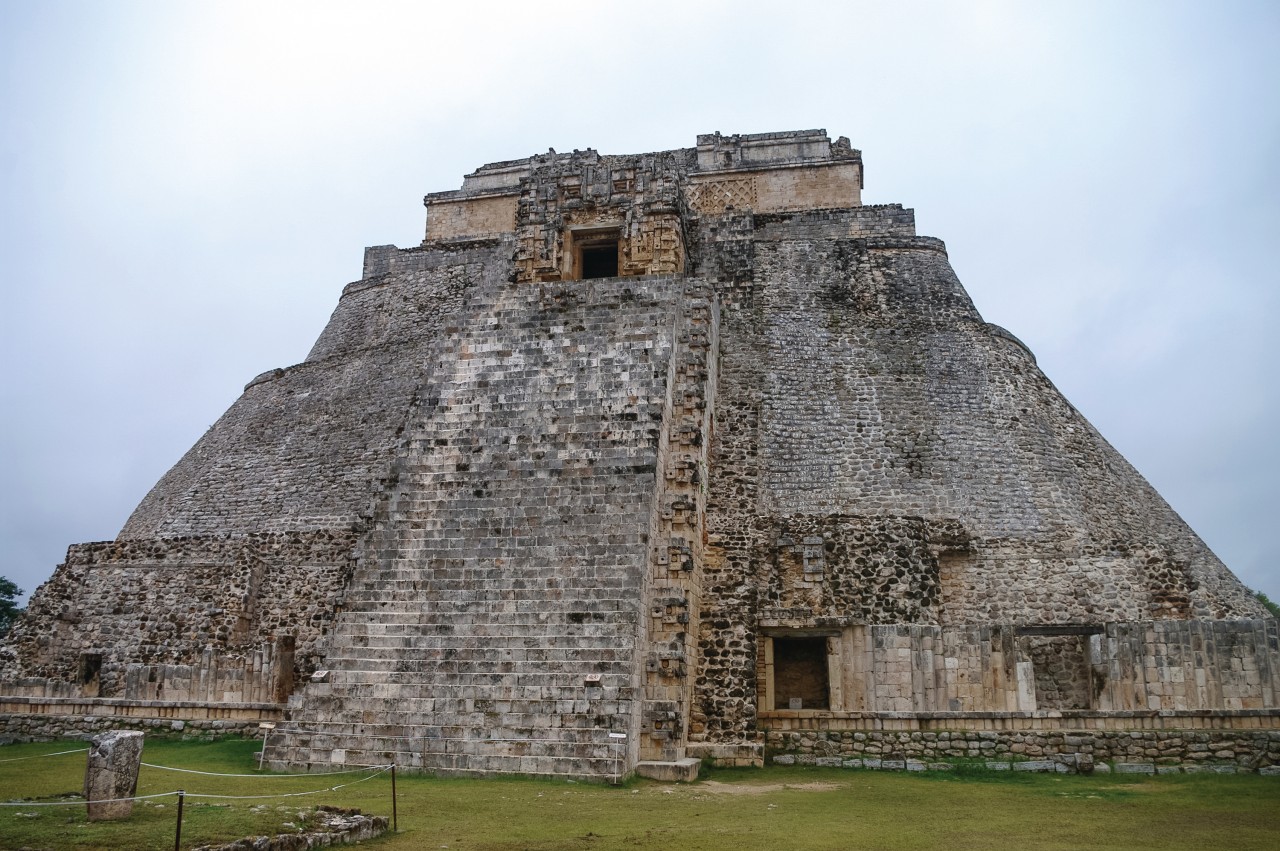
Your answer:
[580,240,619,279]
[79,652,102,698]
[773,637,830,710]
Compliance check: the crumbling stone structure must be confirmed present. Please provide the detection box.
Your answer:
[2,130,1276,778]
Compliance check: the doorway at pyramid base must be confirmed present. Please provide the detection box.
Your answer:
[256,617,1280,779]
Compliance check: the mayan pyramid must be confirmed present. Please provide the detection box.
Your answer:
[3,131,1274,779]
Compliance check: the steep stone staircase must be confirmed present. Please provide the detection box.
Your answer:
[266,276,681,776]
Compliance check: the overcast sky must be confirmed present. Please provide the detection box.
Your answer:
[1,1,1277,607]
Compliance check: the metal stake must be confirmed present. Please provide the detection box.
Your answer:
[174,790,185,851]
[391,764,398,832]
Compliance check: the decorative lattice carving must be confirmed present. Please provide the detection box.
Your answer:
[687,177,757,215]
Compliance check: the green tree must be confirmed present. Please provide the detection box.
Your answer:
[0,576,22,636]
[1257,590,1280,618]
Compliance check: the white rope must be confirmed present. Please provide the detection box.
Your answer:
[0,747,89,764]
[181,765,393,800]
[0,791,178,808]
[140,761,384,778]
[0,765,392,808]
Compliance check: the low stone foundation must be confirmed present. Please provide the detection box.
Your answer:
[764,727,1280,774]
[0,696,281,742]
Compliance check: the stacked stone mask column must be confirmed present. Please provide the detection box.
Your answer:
[639,282,718,762]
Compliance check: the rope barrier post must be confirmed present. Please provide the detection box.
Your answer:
[174,790,185,851]
[608,732,627,786]
[257,722,275,771]
[390,764,398,833]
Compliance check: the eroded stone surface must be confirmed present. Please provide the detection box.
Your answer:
[84,729,143,820]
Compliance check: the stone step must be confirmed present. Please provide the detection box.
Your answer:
[295,680,634,701]
[270,721,626,740]
[327,615,637,629]
[291,696,629,711]
[337,590,633,600]
[266,745,623,778]
[340,576,640,590]
[342,572,642,589]
[316,655,630,673]
[318,643,631,661]
[278,708,629,731]
[326,621,635,636]
[309,669,629,689]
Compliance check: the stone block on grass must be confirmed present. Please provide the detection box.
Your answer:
[84,730,144,821]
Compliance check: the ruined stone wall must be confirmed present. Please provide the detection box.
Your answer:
[1021,634,1091,710]
[1095,619,1280,711]
[694,211,767,744]
[692,208,1264,746]
[765,727,1280,774]
[3,646,290,705]
[755,515,963,627]
[0,712,269,743]
[0,532,355,691]
[749,620,1279,718]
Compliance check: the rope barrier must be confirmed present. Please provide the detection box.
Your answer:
[140,761,385,777]
[0,747,89,764]
[181,765,392,800]
[0,791,179,808]
[0,764,392,807]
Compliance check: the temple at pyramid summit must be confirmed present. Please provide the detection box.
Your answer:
[2,130,1277,779]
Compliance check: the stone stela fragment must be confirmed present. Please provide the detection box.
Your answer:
[1,130,1276,780]
[84,729,144,820]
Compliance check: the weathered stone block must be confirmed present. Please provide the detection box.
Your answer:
[84,730,144,820]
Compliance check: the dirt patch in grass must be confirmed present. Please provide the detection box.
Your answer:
[697,780,844,795]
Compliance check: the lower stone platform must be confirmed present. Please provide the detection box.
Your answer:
[761,720,1280,774]
[634,758,701,782]
[0,696,283,742]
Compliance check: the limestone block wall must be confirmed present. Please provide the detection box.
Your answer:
[5,643,292,705]
[0,710,273,743]
[756,625,1032,716]
[750,206,918,242]
[691,130,862,212]
[424,193,519,241]
[764,727,1280,774]
[121,242,506,539]
[753,620,1278,719]
[1095,619,1280,711]
[267,274,690,777]
[0,532,354,692]
[692,208,1264,746]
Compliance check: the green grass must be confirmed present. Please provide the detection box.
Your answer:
[1,739,1277,850]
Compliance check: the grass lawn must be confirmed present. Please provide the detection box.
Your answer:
[1,738,1277,850]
